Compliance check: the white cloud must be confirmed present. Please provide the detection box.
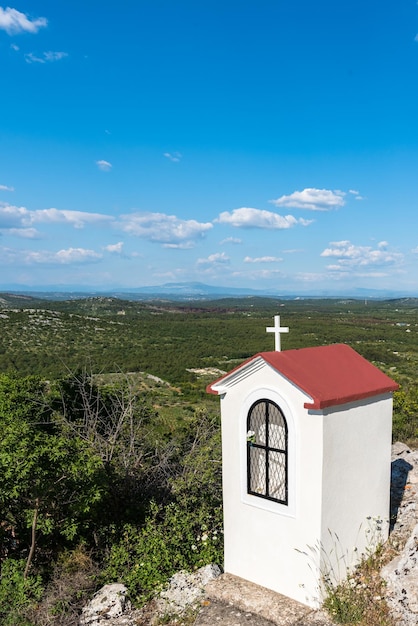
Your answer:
[0,184,14,192]
[0,204,29,228]
[96,160,112,171]
[25,51,68,64]
[270,188,346,211]
[0,205,113,233]
[197,252,230,267]
[294,272,328,283]
[152,268,185,281]
[28,248,102,264]
[0,245,102,265]
[8,227,39,239]
[320,240,403,271]
[32,208,113,228]
[162,241,195,249]
[216,207,311,229]
[163,152,182,162]
[117,212,212,245]
[53,248,102,264]
[220,236,242,245]
[244,256,283,263]
[232,269,284,280]
[104,241,124,253]
[348,189,364,201]
[0,246,18,263]
[44,51,68,62]
[282,248,304,254]
[0,7,47,34]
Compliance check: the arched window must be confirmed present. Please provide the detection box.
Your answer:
[247,399,288,505]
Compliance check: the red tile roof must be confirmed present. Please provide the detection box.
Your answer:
[207,343,399,409]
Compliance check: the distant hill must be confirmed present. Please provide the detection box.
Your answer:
[0,281,417,301]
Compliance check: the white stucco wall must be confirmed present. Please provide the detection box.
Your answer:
[219,362,326,606]
[216,360,393,608]
[318,394,393,585]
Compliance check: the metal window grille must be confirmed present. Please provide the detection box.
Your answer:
[247,399,288,505]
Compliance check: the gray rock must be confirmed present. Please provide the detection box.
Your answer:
[382,523,418,626]
[392,442,412,457]
[79,565,222,625]
[382,444,418,626]
[79,583,131,625]
[156,563,222,616]
[390,444,418,544]
[79,444,418,625]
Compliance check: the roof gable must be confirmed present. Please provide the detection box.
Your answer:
[207,343,399,409]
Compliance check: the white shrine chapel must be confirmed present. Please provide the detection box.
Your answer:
[207,316,399,607]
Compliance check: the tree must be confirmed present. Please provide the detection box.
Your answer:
[0,374,104,577]
[102,407,223,604]
[52,370,163,527]
[55,370,154,470]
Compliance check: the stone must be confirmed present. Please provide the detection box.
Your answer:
[79,443,418,626]
[194,573,335,626]
[390,444,418,544]
[80,583,131,625]
[392,442,412,457]
[78,566,221,626]
[156,564,222,616]
[382,523,418,626]
[381,444,418,626]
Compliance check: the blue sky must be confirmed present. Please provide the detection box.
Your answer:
[1,1,418,294]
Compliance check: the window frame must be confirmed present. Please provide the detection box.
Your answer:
[247,399,288,505]
[240,387,296,517]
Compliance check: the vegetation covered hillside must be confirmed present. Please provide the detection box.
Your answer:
[1,294,418,381]
[0,294,417,624]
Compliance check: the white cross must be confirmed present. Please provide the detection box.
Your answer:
[266,315,289,352]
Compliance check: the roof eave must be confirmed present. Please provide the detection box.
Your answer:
[206,354,266,395]
[304,384,399,410]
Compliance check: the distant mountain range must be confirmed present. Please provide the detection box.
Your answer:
[0,281,417,301]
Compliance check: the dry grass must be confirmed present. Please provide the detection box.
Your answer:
[130,599,199,626]
[322,543,398,625]
[26,546,99,626]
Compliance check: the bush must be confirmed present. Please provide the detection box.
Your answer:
[392,386,418,444]
[101,406,224,606]
[102,500,223,605]
[0,558,43,626]
[322,545,395,625]
[26,546,99,626]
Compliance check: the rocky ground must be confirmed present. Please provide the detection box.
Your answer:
[193,573,334,626]
[381,443,418,626]
[79,442,418,626]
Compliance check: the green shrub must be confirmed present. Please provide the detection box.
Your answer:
[103,500,223,605]
[393,386,418,444]
[26,546,99,626]
[323,578,367,624]
[322,545,395,626]
[0,559,43,626]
